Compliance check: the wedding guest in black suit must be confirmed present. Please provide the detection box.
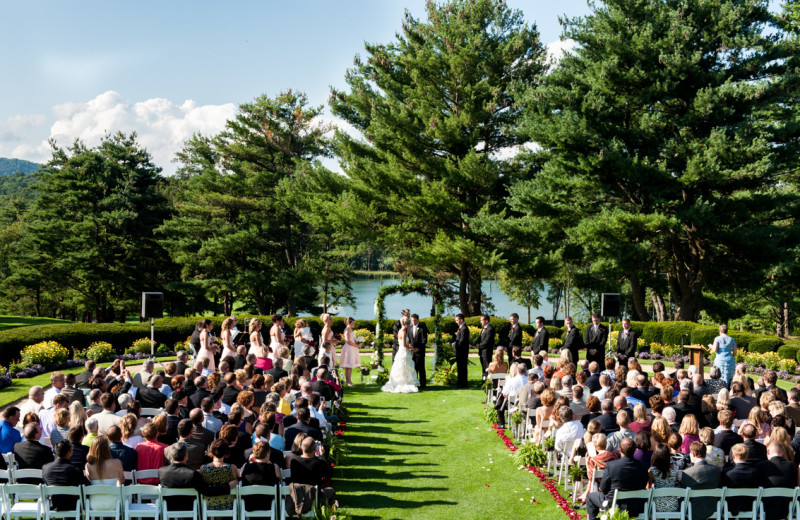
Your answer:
[13,422,54,470]
[616,319,638,364]
[43,441,90,510]
[265,358,288,383]
[75,360,95,389]
[67,426,90,472]
[506,313,523,366]
[138,375,168,409]
[175,351,189,378]
[586,438,648,520]
[162,399,181,446]
[585,313,608,366]
[722,443,764,516]
[60,374,84,405]
[563,316,584,365]
[740,424,768,462]
[586,362,602,393]
[171,419,206,471]
[107,425,138,472]
[233,346,248,371]
[755,371,789,403]
[530,316,549,355]
[597,399,621,435]
[454,314,470,388]
[713,410,743,456]
[189,409,215,446]
[478,314,495,374]
[284,408,322,448]
[757,442,798,520]
[410,314,429,389]
[679,441,722,520]
[511,346,532,371]
[392,309,410,362]
[159,443,235,511]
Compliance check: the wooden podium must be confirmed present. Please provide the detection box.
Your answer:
[686,345,706,376]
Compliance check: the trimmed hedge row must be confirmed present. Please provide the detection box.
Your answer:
[0,315,789,365]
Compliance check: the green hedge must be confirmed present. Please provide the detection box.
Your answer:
[748,337,784,354]
[777,342,800,361]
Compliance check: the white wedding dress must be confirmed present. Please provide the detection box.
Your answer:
[381,330,420,393]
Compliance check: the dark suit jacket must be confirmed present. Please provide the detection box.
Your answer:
[631,387,653,404]
[172,438,206,471]
[282,415,320,431]
[138,386,167,409]
[109,441,138,472]
[530,327,549,354]
[507,323,523,349]
[265,368,288,382]
[722,462,764,515]
[284,422,322,449]
[478,324,495,352]
[756,385,788,404]
[290,456,332,486]
[189,388,210,410]
[671,401,693,425]
[679,460,721,520]
[175,361,187,375]
[597,412,620,435]
[192,424,215,446]
[599,456,649,516]
[585,324,608,354]
[714,429,743,455]
[758,456,797,520]
[13,439,54,469]
[158,463,230,510]
[69,442,89,472]
[586,373,602,393]
[60,386,85,406]
[562,327,583,363]
[616,329,638,359]
[75,371,93,389]
[743,439,767,462]
[311,380,332,402]
[454,324,469,352]
[410,322,429,353]
[42,459,90,510]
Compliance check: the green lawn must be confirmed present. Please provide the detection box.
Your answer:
[336,357,565,520]
[0,315,72,332]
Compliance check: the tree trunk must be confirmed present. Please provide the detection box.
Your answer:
[322,281,329,314]
[777,303,785,338]
[527,305,531,324]
[35,286,41,317]
[629,274,650,322]
[784,302,790,337]
[650,288,667,322]
[459,262,469,315]
[468,264,482,316]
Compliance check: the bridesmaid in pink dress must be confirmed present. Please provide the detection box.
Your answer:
[339,317,360,386]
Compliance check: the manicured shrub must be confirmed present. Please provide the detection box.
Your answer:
[75,341,115,362]
[126,338,156,355]
[20,341,70,367]
[748,337,784,354]
[690,325,719,348]
[777,342,800,361]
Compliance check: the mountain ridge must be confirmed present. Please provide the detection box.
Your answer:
[0,158,40,176]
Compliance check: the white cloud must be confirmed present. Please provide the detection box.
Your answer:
[546,38,577,64]
[2,91,237,174]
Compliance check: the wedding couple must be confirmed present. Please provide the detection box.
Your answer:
[381,309,428,393]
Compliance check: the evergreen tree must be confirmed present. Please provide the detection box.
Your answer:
[328,0,546,316]
[506,0,800,321]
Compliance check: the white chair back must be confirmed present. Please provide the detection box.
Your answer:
[140,408,163,418]
[238,485,278,520]
[132,469,160,484]
[83,484,123,520]
[43,486,83,520]
[160,488,199,520]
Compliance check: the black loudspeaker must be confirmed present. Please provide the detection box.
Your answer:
[141,292,164,319]
[601,293,621,317]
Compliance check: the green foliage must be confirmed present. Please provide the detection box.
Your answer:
[126,338,155,355]
[568,461,587,482]
[0,158,39,176]
[20,341,69,367]
[512,441,547,468]
[375,371,389,387]
[749,337,784,354]
[482,405,499,425]
[778,342,800,361]
[431,363,458,386]
[74,341,115,362]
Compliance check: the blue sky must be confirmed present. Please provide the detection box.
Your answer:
[0,1,592,171]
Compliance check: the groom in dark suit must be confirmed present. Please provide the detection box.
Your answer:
[409,314,428,389]
[478,314,495,374]
[506,313,523,365]
[454,314,469,388]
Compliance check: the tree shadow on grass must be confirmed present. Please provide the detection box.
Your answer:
[340,493,457,518]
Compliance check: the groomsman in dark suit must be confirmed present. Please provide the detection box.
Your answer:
[409,314,429,389]
[562,316,584,364]
[530,316,549,354]
[392,309,410,361]
[506,313,523,365]
[478,315,495,374]
[454,314,470,388]
[585,313,608,366]
[679,441,721,520]
[616,319,638,364]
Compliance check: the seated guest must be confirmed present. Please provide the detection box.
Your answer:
[629,403,651,434]
[678,414,700,453]
[76,361,95,389]
[83,417,99,447]
[730,381,757,419]
[722,443,764,516]
[171,419,206,471]
[667,433,690,470]
[714,409,744,456]
[284,408,322,448]
[593,374,611,401]
[580,395,602,428]
[50,408,71,445]
[240,441,281,511]
[699,427,725,468]
[60,374,84,405]
[679,441,722,520]
[201,398,223,434]
[85,436,124,511]
[570,387,589,420]
[555,406,585,453]
[596,399,620,436]
[706,366,726,395]
[0,407,21,454]
[633,431,652,465]
[510,346,531,371]
[121,413,143,448]
[585,438,648,520]
[14,422,54,469]
[200,440,238,512]
[607,412,635,454]
[43,440,90,510]
[138,375,168,409]
[107,425,137,472]
[495,363,527,429]
[134,423,167,484]
[290,437,335,503]
[741,423,768,462]
[487,348,509,375]
[68,426,90,472]
[578,433,618,504]
[159,444,235,511]
[757,442,798,520]
[648,444,681,513]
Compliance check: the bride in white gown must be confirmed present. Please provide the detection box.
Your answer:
[381,316,420,393]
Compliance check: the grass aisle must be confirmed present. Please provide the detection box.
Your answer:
[336,360,567,520]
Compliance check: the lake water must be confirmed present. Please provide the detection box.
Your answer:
[328,278,558,322]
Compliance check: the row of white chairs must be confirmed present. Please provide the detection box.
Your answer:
[609,486,800,520]
[0,482,310,520]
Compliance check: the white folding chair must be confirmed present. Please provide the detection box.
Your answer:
[83,484,123,520]
[278,486,291,520]
[556,439,576,487]
[124,471,134,483]
[723,487,762,520]
[43,486,83,520]
[132,469,160,484]
[280,469,291,483]
[486,374,505,403]
[609,488,653,520]
[0,469,11,484]
[12,468,43,484]
[3,483,44,520]
[160,488,199,520]
[589,469,604,493]
[238,485,278,520]
[567,456,587,500]
[686,488,725,520]
[140,409,163,418]
[649,487,688,520]
[1,454,15,471]
[122,485,161,520]
[759,487,797,520]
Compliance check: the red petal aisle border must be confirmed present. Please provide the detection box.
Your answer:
[492,423,585,520]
